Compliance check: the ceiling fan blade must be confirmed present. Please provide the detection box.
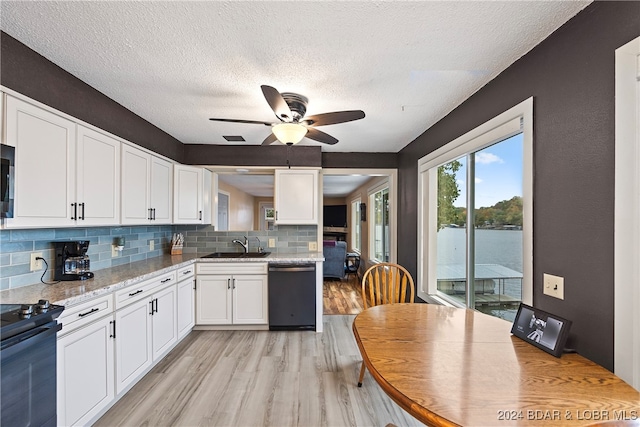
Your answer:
[302,110,365,127]
[209,118,272,126]
[261,85,292,121]
[305,127,339,145]
[261,133,278,146]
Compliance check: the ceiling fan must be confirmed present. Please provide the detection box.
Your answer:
[209,85,365,146]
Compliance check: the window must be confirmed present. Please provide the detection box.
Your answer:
[351,198,361,253]
[370,185,390,262]
[418,98,533,321]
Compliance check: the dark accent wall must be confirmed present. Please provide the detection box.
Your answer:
[397,1,640,370]
[0,32,184,162]
[183,144,322,167]
[322,152,398,169]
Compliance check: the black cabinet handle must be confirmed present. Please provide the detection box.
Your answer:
[79,202,85,220]
[148,208,153,220]
[182,270,192,275]
[227,278,230,289]
[193,279,196,290]
[109,320,116,338]
[149,300,154,315]
[199,210,202,220]
[161,278,172,283]
[128,289,143,297]
[71,203,77,220]
[232,278,236,289]
[154,298,158,313]
[153,208,156,220]
[78,307,99,317]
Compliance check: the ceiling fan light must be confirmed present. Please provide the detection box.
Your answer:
[272,123,308,145]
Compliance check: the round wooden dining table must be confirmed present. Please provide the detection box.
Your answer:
[352,303,640,426]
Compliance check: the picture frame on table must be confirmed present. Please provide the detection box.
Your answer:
[511,303,572,357]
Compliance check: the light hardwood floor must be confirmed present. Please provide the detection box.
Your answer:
[95,315,422,427]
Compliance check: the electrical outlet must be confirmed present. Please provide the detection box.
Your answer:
[268,238,276,248]
[30,252,43,271]
[112,245,119,257]
[149,240,155,251]
[308,241,318,251]
[543,273,564,300]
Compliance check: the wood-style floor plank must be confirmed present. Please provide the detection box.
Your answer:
[95,315,422,427]
[323,277,364,315]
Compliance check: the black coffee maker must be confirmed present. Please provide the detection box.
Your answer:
[54,240,94,281]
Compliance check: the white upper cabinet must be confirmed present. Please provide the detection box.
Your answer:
[173,165,211,224]
[121,144,173,225]
[274,169,319,225]
[5,95,120,228]
[76,125,120,226]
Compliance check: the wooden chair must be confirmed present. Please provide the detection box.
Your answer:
[357,262,415,387]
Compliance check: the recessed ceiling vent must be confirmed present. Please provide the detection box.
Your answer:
[223,135,245,142]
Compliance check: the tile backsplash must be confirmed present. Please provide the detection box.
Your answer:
[0,224,317,290]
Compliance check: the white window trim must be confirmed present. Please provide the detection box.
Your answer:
[368,178,395,264]
[417,97,533,306]
[614,36,640,390]
[350,197,362,254]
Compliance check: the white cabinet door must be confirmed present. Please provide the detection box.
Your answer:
[115,298,152,394]
[196,275,232,325]
[121,144,151,225]
[177,277,195,338]
[57,315,115,427]
[6,95,76,227]
[76,125,120,225]
[150,156,173,223]
[151,284,177,360]
[174,164,203,224]
[274,169,319,225]
[233,274,268,324]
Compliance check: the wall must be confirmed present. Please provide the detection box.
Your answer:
[396,1,640,370]
[0,226,172,290]
[217,181,255,231]
[0,32,184,163]
[174,225,317,255]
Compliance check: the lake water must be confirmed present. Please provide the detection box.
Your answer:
[436,227,523,319]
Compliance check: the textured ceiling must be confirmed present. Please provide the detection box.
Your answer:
[0,1,590,153]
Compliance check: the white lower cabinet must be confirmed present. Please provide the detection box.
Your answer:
[196,263,268,325]
[114,297,152,394]
[114,273,177,394]
[57,295,115,427]
[177,266,196,338]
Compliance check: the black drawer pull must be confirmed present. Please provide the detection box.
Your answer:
[78,307,99,317]
[128,289,143,297]
[182,270,192,275]
[161,278,172,283]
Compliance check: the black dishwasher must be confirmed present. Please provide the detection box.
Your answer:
[268,264,316,330]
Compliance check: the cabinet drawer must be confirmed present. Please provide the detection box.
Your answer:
[196,262,267,275]
[58,294,113,335]
[177,265,195,281]
[115,271,176,309]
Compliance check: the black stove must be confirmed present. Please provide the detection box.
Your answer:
[0,300,64,341]
[1,300,64,427]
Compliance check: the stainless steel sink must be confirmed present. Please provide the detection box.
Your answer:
[201,252,271,258]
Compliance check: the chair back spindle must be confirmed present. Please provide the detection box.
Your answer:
[361,263,415,309]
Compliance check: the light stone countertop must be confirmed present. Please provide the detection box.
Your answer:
[0,252,324,307]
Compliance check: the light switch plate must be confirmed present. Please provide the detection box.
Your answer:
[543,273,564,300]
[268,238,276,248]
[149,240,155,251]
[309,241,318,251]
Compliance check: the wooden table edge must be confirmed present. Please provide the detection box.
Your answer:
[352,314,461,427]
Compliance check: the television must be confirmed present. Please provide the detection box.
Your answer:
[323,205,347,228]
